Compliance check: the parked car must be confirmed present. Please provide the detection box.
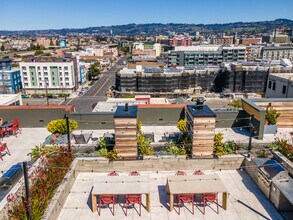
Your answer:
[21,94,29,98]
[33,95,45,99]
[88,81,95,86]
[47,95,58,99]
[78,91,84,96]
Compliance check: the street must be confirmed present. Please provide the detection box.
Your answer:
[61,56,125,112]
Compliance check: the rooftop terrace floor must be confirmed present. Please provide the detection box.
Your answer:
[58,170,283,220]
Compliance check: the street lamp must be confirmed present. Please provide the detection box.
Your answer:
[39,79,49,105]
[64,113,71,152]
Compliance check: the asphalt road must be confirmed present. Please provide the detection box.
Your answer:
[61,57,125,112]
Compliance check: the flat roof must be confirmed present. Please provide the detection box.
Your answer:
[113,105,138,118]
[187,104,216,117]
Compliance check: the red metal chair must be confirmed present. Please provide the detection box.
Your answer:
[178,194,194,215]
[98,195,115,216]
[0,143,11,161]
[0,128,5,141]
[6,118,21,137]
[125,194,142,216]
[128,171,140,176]
[175,170,187,176]
[107,171,119,176]
[193,170,204,175]
[202,193,219,214]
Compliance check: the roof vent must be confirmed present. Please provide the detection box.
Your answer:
[124,103,128,112]
[196,97,205,109]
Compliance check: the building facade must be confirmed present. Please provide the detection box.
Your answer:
[168,45,246,66]
[0,68,22,94]
[261,46,293,61]
[19,57,77,94]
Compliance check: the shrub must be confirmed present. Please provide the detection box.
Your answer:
[213,133,236,156]
[177,118,186,132]
[269,138,293,161]
[224,140,237,154]
[228,99,242,110]
[138,133,154,156]
[98,137,107,149]
[31,144,59,162]
[9,147,73,220]
[137,119,143,134]
[166,141,186,157]
[265,106,280,125]
[47,118,78,134]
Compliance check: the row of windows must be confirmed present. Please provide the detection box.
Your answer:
[22,66,69,70]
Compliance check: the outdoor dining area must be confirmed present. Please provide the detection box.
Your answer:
[0,118,21,140]
[91,170,227,217]
[0,118,21,161]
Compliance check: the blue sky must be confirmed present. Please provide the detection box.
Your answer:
[1,0,293,30]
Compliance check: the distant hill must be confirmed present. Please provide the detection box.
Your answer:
[1,19,293,36]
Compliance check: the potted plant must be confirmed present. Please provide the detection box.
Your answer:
[264,105,280,134]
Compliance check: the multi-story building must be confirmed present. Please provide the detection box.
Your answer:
[153,43,163,57]
[19,56,78,94]
[261,46,293,61]
[0,58,13,70]
[0,68,22,94]
[262,35,291,44]
[116,65,220,95]
[168,45,246,66]
[239,38,262,45]
[245,45,262,61]
[171,36,192,46]
[211,36,234,45]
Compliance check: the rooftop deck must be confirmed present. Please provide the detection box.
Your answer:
[58,170,283,220]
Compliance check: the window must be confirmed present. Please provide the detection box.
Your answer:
[64,66,68,70]
[268,81,272,89]
[282,85,287,94]
[272,82,276,91]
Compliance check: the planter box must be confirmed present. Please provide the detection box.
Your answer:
[264,124,278,134]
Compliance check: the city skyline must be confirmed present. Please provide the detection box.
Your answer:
[1,0,293,31]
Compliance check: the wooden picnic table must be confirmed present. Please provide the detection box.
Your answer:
[166,174,228,211]
[91,175,151,213]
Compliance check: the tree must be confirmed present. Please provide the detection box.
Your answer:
[34,50,44,56]
[87,62,100,80]
[1,45,5,51]
[49,39,54,46]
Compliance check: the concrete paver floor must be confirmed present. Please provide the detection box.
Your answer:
[58,170,283,220]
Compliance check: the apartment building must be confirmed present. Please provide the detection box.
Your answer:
[245,45,262,61]
[0,68,22,94]
[239,38,262,45]
[116,65,220,95]
[211,36,234,45]
[168,45,246,66]
[19,56,78,94]
[261,46,293,61]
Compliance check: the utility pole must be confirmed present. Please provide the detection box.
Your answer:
[23,161,32,220]
[45,79,49,105]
